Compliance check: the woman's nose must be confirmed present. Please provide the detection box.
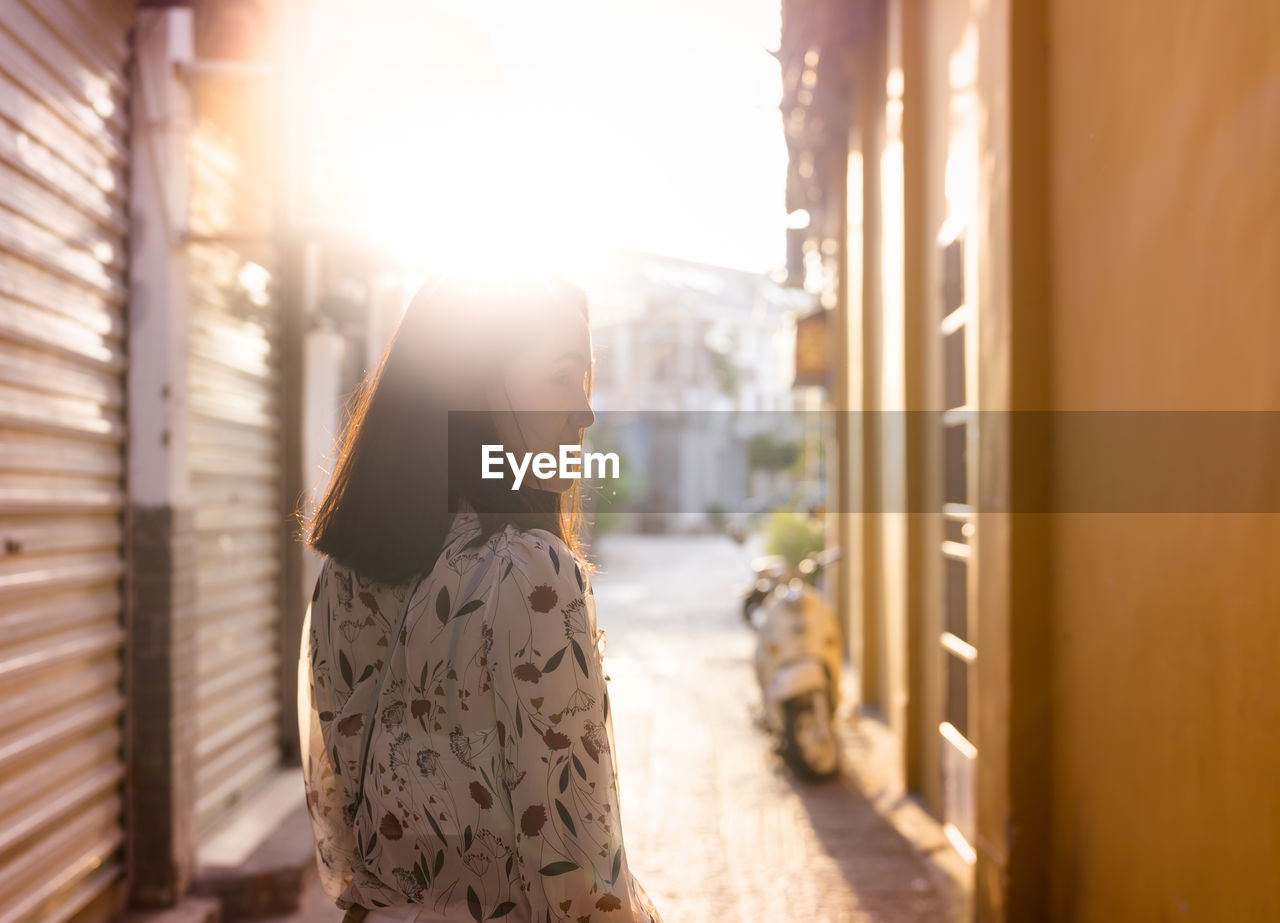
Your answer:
[568,403,595,431]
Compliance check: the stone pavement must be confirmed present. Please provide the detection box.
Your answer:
[275,531,962,922]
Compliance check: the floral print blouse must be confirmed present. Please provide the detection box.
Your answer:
[299,505,663,923]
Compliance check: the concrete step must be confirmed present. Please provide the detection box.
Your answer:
[120,896,221,923]
[189,770,317,921]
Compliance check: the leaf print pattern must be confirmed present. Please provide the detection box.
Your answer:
[500,758,526,793]
[513,662,543,684]
[416,748,440,777]
[299,503,662,922]
[381,701,405,729]
[469,780,493,809]
[521,805,547,837]
[335,570,353,609]
[528,584,558,612]
[542,729,571,750]
[381,812,404,840]
[579,722,609,763]
[563,689,596,717]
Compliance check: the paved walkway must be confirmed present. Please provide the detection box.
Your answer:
[281,532,961,922]
[592,533,959,923]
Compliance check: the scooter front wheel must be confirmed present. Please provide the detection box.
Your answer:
[782,690,840,780]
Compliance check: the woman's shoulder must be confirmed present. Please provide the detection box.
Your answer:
[431,520,587,595]
[318,554,414,614]
[451,522,580,569]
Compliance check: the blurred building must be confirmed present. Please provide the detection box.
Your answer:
[783,0,1280,919]
[582,250,815,531]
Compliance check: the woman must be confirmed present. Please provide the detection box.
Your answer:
[298,276,662,923]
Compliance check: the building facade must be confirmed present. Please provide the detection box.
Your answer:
[782,0,1280,919]
[0,2,339,919]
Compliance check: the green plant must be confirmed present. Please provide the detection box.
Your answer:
[747,432,800,471]
[706,345,740,398]
[705,503,728,531]
[586,471,640,539]
[761,510,825,570]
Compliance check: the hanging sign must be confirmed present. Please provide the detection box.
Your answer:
[794,308,829,388]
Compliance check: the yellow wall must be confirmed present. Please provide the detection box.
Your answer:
[1047,2,1280,918]
[831,0,1278,916]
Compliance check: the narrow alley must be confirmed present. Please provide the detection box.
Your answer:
[2,2,1276,920]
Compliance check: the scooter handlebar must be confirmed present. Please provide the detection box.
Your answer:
[797,547,844,574]
[816,547,843,567]
[750,555,790,579]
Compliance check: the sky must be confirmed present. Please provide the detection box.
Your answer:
[299,0,788,276]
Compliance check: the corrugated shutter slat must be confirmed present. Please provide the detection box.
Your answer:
[0,1,131,918]
[188,110,283,832]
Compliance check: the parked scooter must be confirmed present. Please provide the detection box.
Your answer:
[743,548,844,779]
[742,554,789,624]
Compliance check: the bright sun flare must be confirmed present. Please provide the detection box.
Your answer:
[297,0,786,277]
[346,103,606,279]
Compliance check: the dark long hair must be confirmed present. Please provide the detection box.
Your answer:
[304,275,591,584]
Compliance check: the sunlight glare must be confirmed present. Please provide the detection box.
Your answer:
[340,98,607,281]
[300,0,787,275]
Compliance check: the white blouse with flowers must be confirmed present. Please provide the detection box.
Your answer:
[298,505,662,923]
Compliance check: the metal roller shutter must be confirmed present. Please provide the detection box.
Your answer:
[187,113,282,832]
[0,1,133,920]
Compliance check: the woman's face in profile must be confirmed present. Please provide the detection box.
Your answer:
[486,309,595,493]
